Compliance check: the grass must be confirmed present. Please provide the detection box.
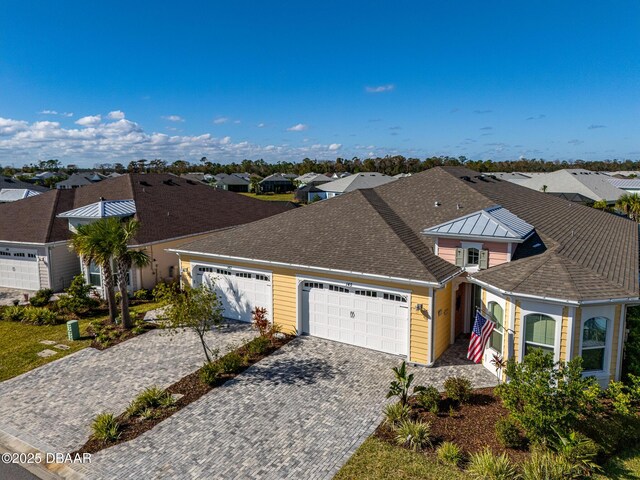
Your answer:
[334,437,464,480]
[239,192,296,202]
[0,301,163,382]
[597,447,640,479]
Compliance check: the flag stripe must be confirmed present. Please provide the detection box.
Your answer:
[467,311,496,364]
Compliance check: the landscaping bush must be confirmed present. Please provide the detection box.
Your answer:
[622,305,640,379]
[496,349,599,442]
[245,335,272,357]
[444,376,472,404]
[57,274,98,314]
[252,306,270,337]
[152,280,181,302]
[91,412,121,442]
[414,385,440,413]
[394,419,431,451]
[200,361,221,386]
[521,450,577,480]
[550,430,599,476]
[495,416,524,449]
[2,305,24,322]
[466,448,519,480]
[436,441,463,467]
[126,386,175,417]
[383,402,410,426]
[217,351,244,374]
[21,306,59,325]
[133,289,150,301]
[29,288,53,307]
[387,361,415,406]
[578,411,640,457]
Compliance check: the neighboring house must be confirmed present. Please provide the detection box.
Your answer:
[0,175,48,192]
[56,172,105,189]
[212,173,251,192]
[331,172,352,179]
[490,172,532,184]
[315,172,396,199]
[181,172,214,184]
[33,171,61,181]
[293,184,325,203]
[0,189,42,203]
[259,174,295,193]
[295,172,333,186]
[606,178,640,195]
[0,174,294,293]
[517,169,626,204]
[393,173,412,179]
[172,167,638,386]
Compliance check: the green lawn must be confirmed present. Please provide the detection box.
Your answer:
[598,447,640,479]
[239,192,296,202]
[334,437,464,480]
[0,301,163,382]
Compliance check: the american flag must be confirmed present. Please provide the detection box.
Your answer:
[467,311,496,364]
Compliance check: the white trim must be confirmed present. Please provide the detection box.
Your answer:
[508,295,516,360]
[617,306,627,381]
[450,280,459,345]
[519,300,564,363]
[427,287,435,366]
[171,249,445,288]
[434,237,439,256]
[578,306,615,386]
[506,242,513,262]
[424,233,527,244]
[566,306,576,359]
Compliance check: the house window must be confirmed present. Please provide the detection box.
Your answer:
[383,293,407,303]
[355,289,377,297]
[88,262,101,287]
[582,317,609,371]
[467,248,479,266]
[524,313,556,357]
[488,301,504,354]
[13,252,25,257]
[303,282,324,289]
[329,284,350,293]
[255,274,270,282]
[27,253,36,258]
[216,268,231,276]
[235,272,252,278]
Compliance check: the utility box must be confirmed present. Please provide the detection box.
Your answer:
[67,320,80,341]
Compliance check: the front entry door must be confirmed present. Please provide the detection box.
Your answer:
[454,284,465,337]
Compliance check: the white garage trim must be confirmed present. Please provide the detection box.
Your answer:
[0,246,41,290]
[191,261,273,323]
[296,274,411,358]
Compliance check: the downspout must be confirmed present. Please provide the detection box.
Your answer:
[426,287,436,367]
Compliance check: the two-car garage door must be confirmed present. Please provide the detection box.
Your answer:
[0,248,40,290]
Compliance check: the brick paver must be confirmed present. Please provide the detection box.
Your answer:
[72,337,497,480]
[0,324,255,453]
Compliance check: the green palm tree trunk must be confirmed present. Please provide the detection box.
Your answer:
[117,258,133,329]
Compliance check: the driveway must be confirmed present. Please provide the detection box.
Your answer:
[72,337,497,480]
[0,287,34,306]
[0,324,255,454]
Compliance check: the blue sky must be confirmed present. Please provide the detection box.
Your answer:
[0,1,638,166]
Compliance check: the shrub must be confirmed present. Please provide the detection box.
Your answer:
[496,349,599,442]
[133,289,150,301]
[414,385,440,413]
[91,412,120,442]
[2,305,24,322]
[21,306,59,325]
[394,419,432,451]
[578,411,640,456]
[139,408,159,420]
[126,386,175,417]
[387,361,414,406]
[436,441,463,467]
[607,380,633,415]
[495,417,524,449]
[623,305,640,379]
[152,280,180,302]
[29,288,53,307]
[444,376,472,404]
[384,402,410,426]
[628,374,640,403]
[466,448,519,480]
[551,429,600,476]
[200,361,221,386]
[246,336,272,357]
[252,306,270,336]
[218,351,244,374]
[57,275,98,314]
[521,450,577,480]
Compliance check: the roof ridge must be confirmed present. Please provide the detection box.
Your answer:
[557,251,638,297]
[44,189,63,243]
[509,252,580,298]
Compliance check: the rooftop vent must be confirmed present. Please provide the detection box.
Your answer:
[460,175,471,182]
[139,181,151,187]
[434,201,441,207]
[186,180,196,185]
[163,179,177,186]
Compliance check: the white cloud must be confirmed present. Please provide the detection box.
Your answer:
[107,110,125,120]
[233,120,241,124]
[39,110,73,117]
[220,136,231,145]
[257,123,265,128]
[365,84,394,93]
[328,143,341,151]
[287,123,308,132]
[162,115,184,122]
[214,117,229,124]
[0,118,29,136]
[75,115,102,127]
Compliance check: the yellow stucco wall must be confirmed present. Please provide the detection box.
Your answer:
[434,282,453,359]
[179,255,433,364]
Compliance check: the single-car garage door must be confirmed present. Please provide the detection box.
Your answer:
[301,281,409,356]
[194,265,273,322]
[0,248,40,290]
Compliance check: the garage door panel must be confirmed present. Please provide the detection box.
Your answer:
[0,248,39,290]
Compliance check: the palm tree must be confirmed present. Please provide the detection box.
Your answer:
[69,220,119,324]
[615,193,640,222]
[112,218,150,329]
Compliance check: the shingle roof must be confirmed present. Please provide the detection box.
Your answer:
[176,167,639,301]
[316,172,396,193]
[214,174,250,186]
[518,169,626,202]
[0,174,295,245]
[0,176,48,192]
[55,173,96,188]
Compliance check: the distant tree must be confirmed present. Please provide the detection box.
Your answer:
[113,163,126,174]
[615,193,640,221]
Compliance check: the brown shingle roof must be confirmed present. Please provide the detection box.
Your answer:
[0,174,294,245]
[176,167,639,301]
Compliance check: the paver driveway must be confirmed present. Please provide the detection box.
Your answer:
[0,324,255,453]
[73,337,497,480]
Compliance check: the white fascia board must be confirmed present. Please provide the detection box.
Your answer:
[169,249,443,288]
[421,232,525,244]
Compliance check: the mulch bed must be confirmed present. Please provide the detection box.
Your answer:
[74,334,293,455]
[376,387,530,464]
[87,312,156,350]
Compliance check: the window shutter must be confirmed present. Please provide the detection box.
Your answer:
[455,248,465,267]
[479,249,489,270]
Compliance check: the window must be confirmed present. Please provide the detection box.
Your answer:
[303,282,324,289]
[198,266,213,272]
[524,313,556,357]
[329,284,350,293]
[467,248,479,266]
[488,301,504,354]
[88,262,102,287]
[383,293,407,303]
[582,317,608,371]
[216,268,231,276]
[235,272,252,278]
[0,251,10,256]
[13,252,25,257]
[355,289,377,297]
[255,274,270,282]
[27,253,36,258]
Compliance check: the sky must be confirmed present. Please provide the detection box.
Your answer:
[0,1,638,167]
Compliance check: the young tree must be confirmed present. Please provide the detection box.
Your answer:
[615,193,640,221]
[156,283,224,362]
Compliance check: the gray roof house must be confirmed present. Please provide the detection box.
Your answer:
[517,169,626,204]
[0,189,42,203]
[316,172,397,199]
[212,173,250,192]
[295,172,333,186]
[55,172,104,190]
[0,175,48,192]
[606,178,640,194]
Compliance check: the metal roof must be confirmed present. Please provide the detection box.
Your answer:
[422,205,534,242]
[0,189,42,202]
[608,178,640,190]
[57,199,136,219]
[316,172,396,193]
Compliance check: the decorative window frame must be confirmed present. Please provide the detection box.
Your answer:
[460,241,484,272]
[578,305,615,382]
[518,300,563,363]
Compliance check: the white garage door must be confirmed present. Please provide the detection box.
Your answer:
[302,281,409,356]
[0,248,40,290]
[194,265,272,322]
